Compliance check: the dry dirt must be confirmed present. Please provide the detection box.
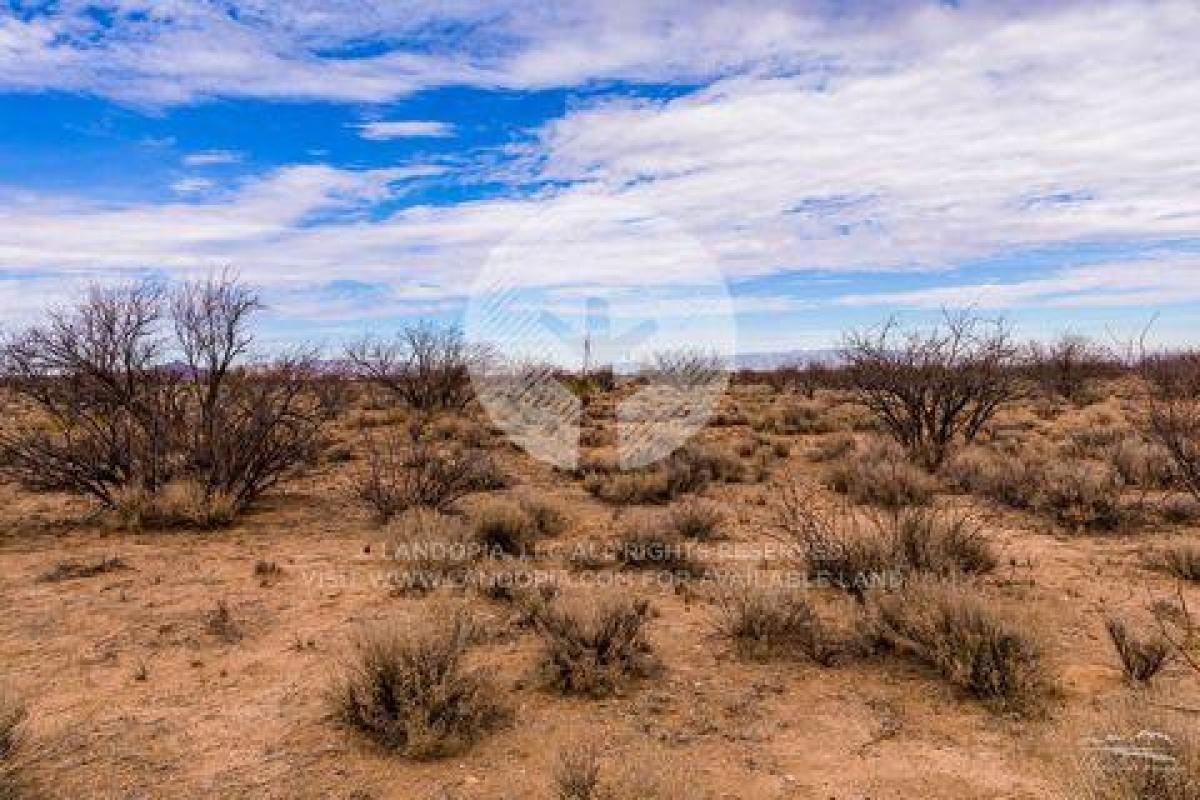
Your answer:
[2,385,1198,799]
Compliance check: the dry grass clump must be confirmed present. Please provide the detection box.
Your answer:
[825,438,936,508]
[1148,543,1200,582]
[1110,438,1176,489]
[533,596,661,697]
[471,499,543,557]
[384,508,478,592]
[943,445,1042,509]
[665,499,726,541]
[111,481,237,530]
[1105,617,1171,683]
[870,580,1053,715]
[764,399,833,435]
[1076,707,1200,799]
[885,509,998,578]
[1037,460,1129,532]
[331,614,509,759]
[582,443,744,505]
[715,584,847,664]
[553,741,702,800]
[807,432,857,463]
[0,690,26,799]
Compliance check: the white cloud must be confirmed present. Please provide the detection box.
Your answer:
[1,1,1199,329]
[182,150,242,167]
[836,255,1200,310]
[170,177,215,193]
[358,120,454,140]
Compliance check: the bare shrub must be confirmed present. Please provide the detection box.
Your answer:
[520,497,568,538]
[841,312,1021,469]
[870,580,1053,715]
[332,614,509,758]
[346,322,476,411]
[716,585,846,664]
[825,437,937,508]
[552,742,703,800]
[1077,706,1200,799]
[807,432,857,463]
[1105,617,1170,683]
[765,399,832,435]
[533,596,661,696]
[0,277,325,522]
[1026,334,1119,404]
[1149,544,1200,582]
[352,426,501,522]
[1143,351,1200,503]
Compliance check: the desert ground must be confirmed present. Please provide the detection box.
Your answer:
[2,335,1199,800]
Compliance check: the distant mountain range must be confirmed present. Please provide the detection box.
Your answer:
[733,349,842,370]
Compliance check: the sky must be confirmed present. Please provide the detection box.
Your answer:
[1,0,1199,356]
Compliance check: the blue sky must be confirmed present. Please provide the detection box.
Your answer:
[1,0,1199,355]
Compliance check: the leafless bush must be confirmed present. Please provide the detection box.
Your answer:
[533,596,661,697]
[347,323,476,411]
[352,425,503,522]
[1105,617,1170,684]
[870,580,1053,715]
[883,508,997,578]
[555,740,602,800]
[841,312,1021,469]
[1143,351,1200,503]
[384,508,477,592]
[332,614,509,758]
[0,277,326,521]
[1026,334,1120,404]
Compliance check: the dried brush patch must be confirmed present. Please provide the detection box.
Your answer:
[331,615,509,759]
[1077,707,1200,800]
[1105,617,1171,684]
[1148,543,1200,583]
[870,581,1053,715]
[471,499,543,557]
[352,428,505,523]
[614,527,707,578]
[37,555,127,583]
[825,438,937,508]
[774,488,996,596]
[383,508,478,592]
[0,690,26,799]
[552,741,703,800]
[715,585,847,664]
[533,597,662,697]
[665,499,726,541]
[582,443,745,505]
[884,508,998,578]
